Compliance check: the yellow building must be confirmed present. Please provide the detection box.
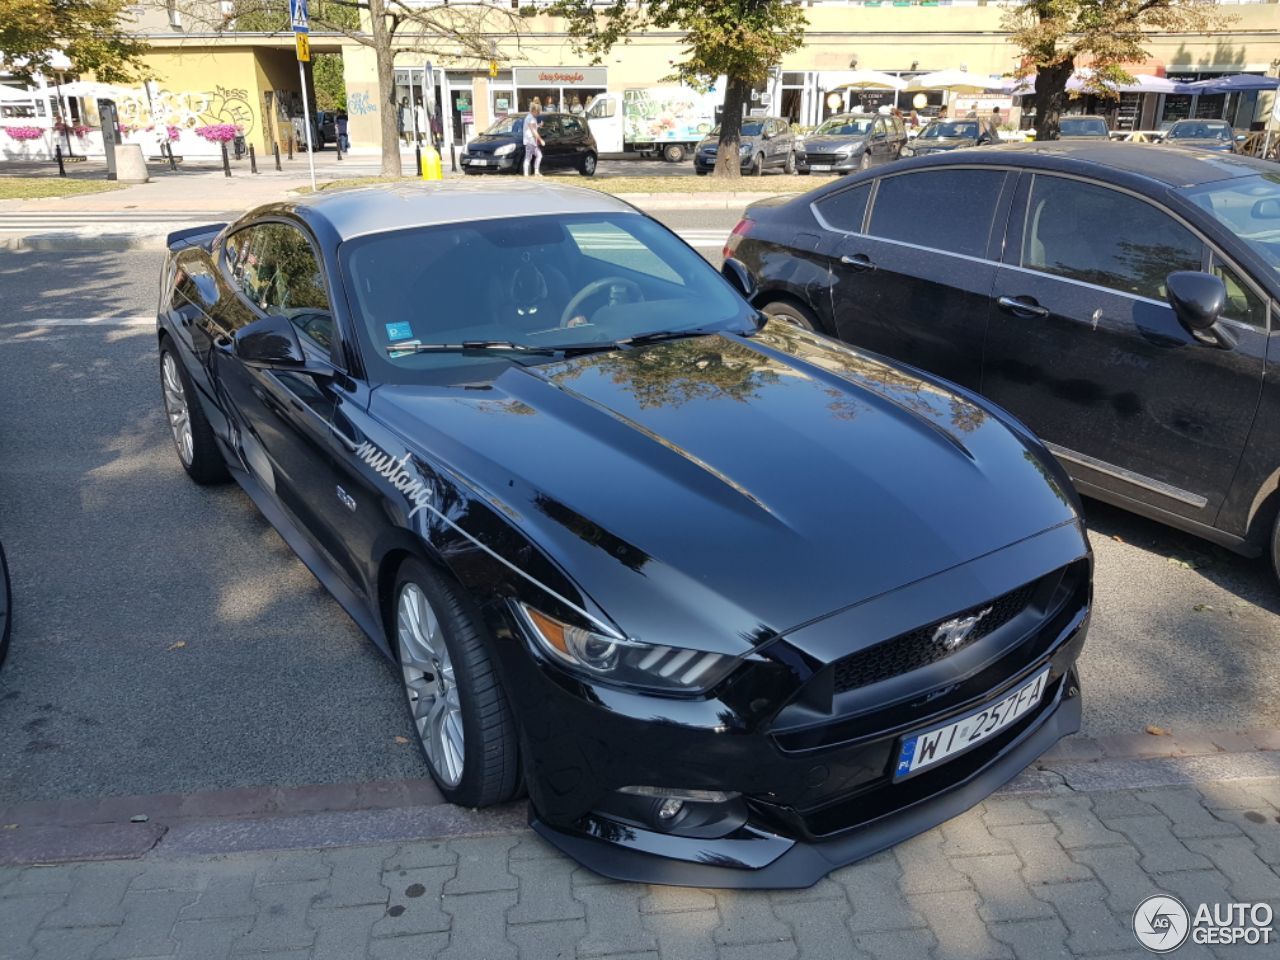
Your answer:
[114,0,1280,154]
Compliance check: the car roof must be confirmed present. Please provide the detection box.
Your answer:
[284,181,638,242]
[903,140,1269,187]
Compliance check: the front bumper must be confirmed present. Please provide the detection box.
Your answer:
[796,154,858,173]
[461,153,520,173]
[695,152,752,172]
[495,522,1092,888]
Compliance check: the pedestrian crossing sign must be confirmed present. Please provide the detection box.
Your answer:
[295,33,310,62]
[290,0,309,32]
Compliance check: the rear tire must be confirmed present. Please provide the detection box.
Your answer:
[761,299,820,332]
[662,143,686,163]
[392,559,521,808]
[1270,510,1280,587]
[579,152,597,176]
[160,341,229,485]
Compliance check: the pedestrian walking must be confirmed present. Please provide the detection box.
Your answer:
[336,110,349,151]
[523,104,544,177]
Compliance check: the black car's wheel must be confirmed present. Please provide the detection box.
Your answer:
[1270,510,1280,586]
[696,168,709,176]
[579,152,597,176]
[859,152,872,172]
[762,299,819,332]
[799,168,811,175]
[662,144,686,163]
[784,150,796,175]
[749,153,764,177]
[0,542,11,668]
[159,342,229,485]
[392,558,520,807]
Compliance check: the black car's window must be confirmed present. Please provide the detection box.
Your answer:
[539,116,562,138]
[1022,176,1204,301]
[1211,255,1267,328]
[814,182,871,233]
[1059,117,1108,137]
[225,222,333,348]
[919,121,979,140]
[560,116,584,135]
[1168,121,1231,141]
[868,168,1005,258]
[1183,174,1280,275]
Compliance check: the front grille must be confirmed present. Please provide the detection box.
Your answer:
[802,152,847,165]
[831,580,1039,694]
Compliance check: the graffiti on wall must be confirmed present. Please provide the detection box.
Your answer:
[348,92,376,116]
[114,85,256,136]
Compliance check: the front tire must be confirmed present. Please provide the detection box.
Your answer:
[859,152,871,172]
[393,559,520,807]
[762,299,819,332]
[750,153,764,177]
[784,150,796,174]
[579,152,597,176]
[1270,510,1280,587]
[160,342,229,485]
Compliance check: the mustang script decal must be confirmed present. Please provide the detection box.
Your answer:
[355,441,434,519]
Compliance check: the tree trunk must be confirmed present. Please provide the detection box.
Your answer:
[713,74,750,180]
[1032,59,1074,142]
[367,0,402,177]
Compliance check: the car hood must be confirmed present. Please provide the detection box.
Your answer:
[467,134,517,154]
[1168,139,1233,150]
[698,136,758,153]
[370,325,1078,653]
[800,135,868,150]
[913,137,975,151]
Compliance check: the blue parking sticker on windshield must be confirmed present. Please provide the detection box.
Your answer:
[386,322,413,341]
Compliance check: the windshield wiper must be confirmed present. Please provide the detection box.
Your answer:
[615,328,718,347]
[385,340,560,355]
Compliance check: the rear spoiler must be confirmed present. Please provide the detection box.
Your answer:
[166,223,227,253]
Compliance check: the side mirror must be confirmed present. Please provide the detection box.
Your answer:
[722,258,758,303]
[1251,197,1280,220]
[1166,271,1234,349]
[234,312,309,369]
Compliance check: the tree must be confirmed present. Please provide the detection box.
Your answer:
[1003,0,1224,141]
[313,53,346,112]
[0,0,148,84]
[208,0,519,176]
[552,0,806,179]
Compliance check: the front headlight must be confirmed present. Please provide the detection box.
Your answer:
[494,143,517,157]
[835,143,855,155]
[518,603,740,694]
[739,142,753,155]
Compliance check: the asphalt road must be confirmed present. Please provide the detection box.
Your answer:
[1,224,1277,805]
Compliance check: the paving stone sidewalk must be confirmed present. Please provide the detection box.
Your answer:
[3,776,1278,960]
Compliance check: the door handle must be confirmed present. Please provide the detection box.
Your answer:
[840,253,876,272]
[996,296,1050,318]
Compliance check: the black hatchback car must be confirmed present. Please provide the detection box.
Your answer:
[462,112,598,175]
[727,142,1280,580]
[157,182,1090,888]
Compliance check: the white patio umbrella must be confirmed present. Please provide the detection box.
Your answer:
[905,70,1004,94]
[57,80,137,100]
[829,70,908,92]
[0,85,38,101]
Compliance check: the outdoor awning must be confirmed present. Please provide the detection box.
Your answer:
[1000,71,1185,95]
[905,70,1004,94]
[828,70,907,92]
[1181,74,1280,94]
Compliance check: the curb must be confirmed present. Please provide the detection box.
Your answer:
[0,233,168,252]
[3,730,1278,866]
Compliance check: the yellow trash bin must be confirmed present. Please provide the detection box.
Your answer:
[420,145,443,181]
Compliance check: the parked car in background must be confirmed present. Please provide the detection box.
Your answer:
[901,118,1000,157]
[155,182,1091,888]
[1057,116,1110,140]
[695,117,795,176]
[462,112,598,175]
[725,141,1280,581]
[291,112,337,150]
[1163,119,1237,153]
[796,113,907,174]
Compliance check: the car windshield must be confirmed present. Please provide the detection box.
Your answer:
[1168,121,1232,141]
[919,121,978,140]
[483,115,525,136]
[341,213,755,382]
[813,116,874,136]
[1184,174,1280,274]
[1059,117,1108,137]
[709,122,765,137]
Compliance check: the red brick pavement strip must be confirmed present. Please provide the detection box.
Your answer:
[0,729,1276,866]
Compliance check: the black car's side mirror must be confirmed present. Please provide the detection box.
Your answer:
[1166,271,1235,350]
[722,258,758,303]
[234,312,311,369]
[1251,197,1280,220]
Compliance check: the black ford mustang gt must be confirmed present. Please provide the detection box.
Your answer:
[156,181,1092,888]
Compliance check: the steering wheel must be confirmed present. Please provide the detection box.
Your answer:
[560,276,643,328]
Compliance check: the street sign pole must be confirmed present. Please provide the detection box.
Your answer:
[291,0,316,190]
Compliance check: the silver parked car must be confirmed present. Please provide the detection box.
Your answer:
[796,113,908,175]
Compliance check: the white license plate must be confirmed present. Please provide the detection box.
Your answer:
[469,159,490,167]
[809,164,832,171]
[894,669,1050,779]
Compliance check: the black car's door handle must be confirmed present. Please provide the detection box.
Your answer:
[840,253,876,272]
[996,295,1050,318]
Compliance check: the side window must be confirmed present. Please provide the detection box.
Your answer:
[588,97,615,119]
[230,223,333,349]
[868,168,1006,258]
[814,182,871,233]
[561,116,582,136]
[1022,176,1204,300]
[225,226,274,308]
[1211,255,1267,328]
[540,116,562,139]
[872,118,885,139]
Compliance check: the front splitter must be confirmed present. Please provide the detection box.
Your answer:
[531,682,1081,889]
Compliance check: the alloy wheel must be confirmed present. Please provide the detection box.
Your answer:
[397,582,465,786]
[161,353,193,466]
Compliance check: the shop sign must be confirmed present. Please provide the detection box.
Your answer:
[513,67,607,88]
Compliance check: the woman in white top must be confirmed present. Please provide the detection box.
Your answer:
[522,104,544,177]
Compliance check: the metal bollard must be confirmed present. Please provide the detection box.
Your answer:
[273,142,281,171]
[287,136,294,160]
[335,137,343,161]
[165,142,177,171]
[415,144,422,177]
[55,144,66,177]
[450,144,458,172]
[249,144,258,174]
[221,141,232,177]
